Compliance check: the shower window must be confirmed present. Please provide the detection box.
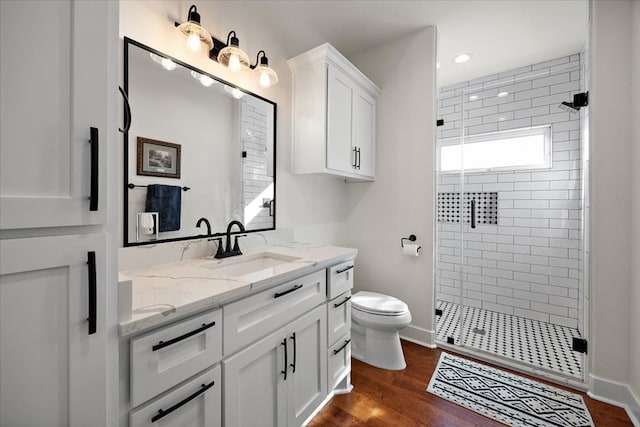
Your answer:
[438,125,551,172]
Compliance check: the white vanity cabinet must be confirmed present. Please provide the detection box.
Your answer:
[326,261,354,391]
[288,43,380,181]
[223,304,327,427]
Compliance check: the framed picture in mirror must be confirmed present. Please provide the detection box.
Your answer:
[137,137,181,178]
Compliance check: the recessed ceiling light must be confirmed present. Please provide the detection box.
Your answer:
[469,95,479,101]
[497,91,509,98]
[454,53,471,64]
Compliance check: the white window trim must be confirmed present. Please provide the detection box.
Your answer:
[437,125,552,174]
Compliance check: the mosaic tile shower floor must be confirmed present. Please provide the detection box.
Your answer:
[436,300,583,378]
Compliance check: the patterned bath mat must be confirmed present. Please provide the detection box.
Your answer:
[427,352,594,427]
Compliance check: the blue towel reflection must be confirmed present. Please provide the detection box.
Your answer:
[145,184,181,232]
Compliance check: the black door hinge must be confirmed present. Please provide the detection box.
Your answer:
[242,151,247,158]
[572,337,588,354]
[435,308,443,316]
[447,336,455,345]
[573,92,588,108]
[436,119,444,127]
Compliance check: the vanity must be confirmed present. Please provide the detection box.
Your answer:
[118,243,355,427]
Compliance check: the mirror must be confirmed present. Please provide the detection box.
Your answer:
[123,38,276,246]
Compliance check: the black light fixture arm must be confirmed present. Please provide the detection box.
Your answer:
[250,50,268,70]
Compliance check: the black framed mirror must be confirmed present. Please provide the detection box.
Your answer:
[123,37,276,246]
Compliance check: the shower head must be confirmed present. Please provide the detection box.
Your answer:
[559,101,579,113]
[558,92,589,113]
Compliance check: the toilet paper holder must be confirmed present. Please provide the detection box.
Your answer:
[400,234,417,247]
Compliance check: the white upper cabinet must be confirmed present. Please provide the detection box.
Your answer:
[288,43,380,181]
[0,0,109,228]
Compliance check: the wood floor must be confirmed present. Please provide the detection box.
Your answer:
[309,340,633,426]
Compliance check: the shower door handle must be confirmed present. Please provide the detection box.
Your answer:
[470,199,476,229]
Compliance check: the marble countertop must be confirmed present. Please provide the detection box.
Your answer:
[118,242,357,336]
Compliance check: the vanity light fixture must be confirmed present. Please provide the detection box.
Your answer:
[174,6,279,88]
[176,5,213,53]
[216,31,250,72]
[250,50,279,88]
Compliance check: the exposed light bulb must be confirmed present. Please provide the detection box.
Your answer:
[161,58,176,71]
[259,71,271,88]
[228,53,242,72]
[187,32,201,52]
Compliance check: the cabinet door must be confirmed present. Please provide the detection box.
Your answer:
[0,0,109,228]
[223,328,287,427]
[326,65,355,173]
[0,233,108,427]
[353,90,376,178]
[287,305,327,427]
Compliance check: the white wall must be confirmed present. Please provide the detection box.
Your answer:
[629,0,640,422]
[346,27,437,346]
[589,0,635,412]
[118,1,349,268]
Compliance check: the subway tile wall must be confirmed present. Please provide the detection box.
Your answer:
[436,54,584,329]
[241,98,273,230]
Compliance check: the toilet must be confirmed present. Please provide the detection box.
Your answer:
[351,291,412,370]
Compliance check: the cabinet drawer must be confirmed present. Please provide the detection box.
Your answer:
[130,310,222,407]
[327,260,354,299]
[224,270,326,356]
[328,335,351,391]
[328,291,351,347]
[130,365,221,427]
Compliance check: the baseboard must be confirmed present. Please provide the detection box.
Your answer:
[588,374,640,426]
[401,324,436,348]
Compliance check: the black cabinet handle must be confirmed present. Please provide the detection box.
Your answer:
[290,332,297,374]
[356,147,361,169]
[274,284,303,299]
[118,86,131,133]
[152,321,216,352]
[89,127,99,211]
[151,381,214,423]
[352,147,358,168]
[281,338,288,380]
[334,295,351,308]
[333,339,351,355]
[470,199,476,229]
[87,251,97,335]
[336,265,354,275]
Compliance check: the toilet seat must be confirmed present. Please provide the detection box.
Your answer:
[351,291,409,316]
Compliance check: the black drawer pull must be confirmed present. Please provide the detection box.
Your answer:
[333,339,351,355]
[87,251,97,335]
[88,127,99,211]
[274,284,303,299]
[151,381,214,423]
[152,321,216,352]
[334,295,351,308]
[336,265,354,274]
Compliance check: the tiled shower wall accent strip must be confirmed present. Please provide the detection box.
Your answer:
[438,192,498,224]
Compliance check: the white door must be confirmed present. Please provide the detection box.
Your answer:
[287,305,327,427]
[223,328,288,427]
[353,91,376,178]
[326,65,355,173]
[0,233,108,427]
[0,0,109,229]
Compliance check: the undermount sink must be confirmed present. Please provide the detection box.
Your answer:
[204,252,301,277]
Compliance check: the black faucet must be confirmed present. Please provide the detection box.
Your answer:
[214,220,246,259]
[196,217,211,236]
